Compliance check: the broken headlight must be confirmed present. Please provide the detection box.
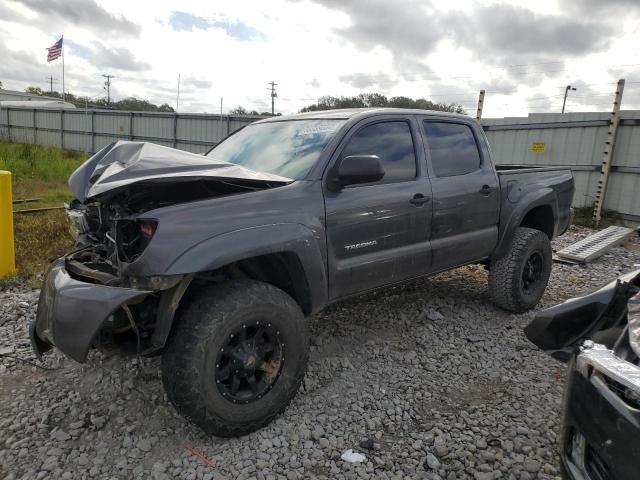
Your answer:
[116,219,158,263]
[628,291,640,358]
[66,205,88,240]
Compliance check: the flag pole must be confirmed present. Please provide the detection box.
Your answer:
[61,35,65,103]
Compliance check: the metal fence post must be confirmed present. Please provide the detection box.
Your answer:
[173,113,178,148]
[130,112,134,140]
[60,109,64,149]
[32,109,37,144]
[0,171,16,278]
[90,110,95,154]
[593,79,625,227]
[6,107,11,141]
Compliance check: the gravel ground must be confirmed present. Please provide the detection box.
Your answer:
[1,226,639,480]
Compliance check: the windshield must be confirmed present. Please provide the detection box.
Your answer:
[206,119,346,179]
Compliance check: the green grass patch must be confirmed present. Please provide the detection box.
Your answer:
[0,140,86,209]
[0,141,85,285]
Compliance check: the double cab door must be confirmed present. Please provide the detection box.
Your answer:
[324,114,499,300]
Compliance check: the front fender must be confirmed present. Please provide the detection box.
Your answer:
[165,223,328,311]
[493,187,558,259]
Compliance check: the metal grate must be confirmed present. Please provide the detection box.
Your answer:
[556,226,636,263]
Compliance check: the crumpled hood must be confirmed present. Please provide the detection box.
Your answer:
[69,141,292,202]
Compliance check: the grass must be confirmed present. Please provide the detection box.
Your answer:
[0,141,86,209]
[572,205,623,229]
[0,141,86,285]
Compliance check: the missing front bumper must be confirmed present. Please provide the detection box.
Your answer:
[31,258,152,363]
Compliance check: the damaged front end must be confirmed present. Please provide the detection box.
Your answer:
[525,270,640,480]
[31,140,291,363]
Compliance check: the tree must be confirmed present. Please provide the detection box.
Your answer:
[300,92,465,114]
[23,87,175,112]
[26,86,45,96]
[230,106,248,115]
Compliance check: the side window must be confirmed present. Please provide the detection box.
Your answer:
[341,121,416,184]
[423,122,481,177]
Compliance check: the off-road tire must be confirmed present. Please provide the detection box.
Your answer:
[488,227,552,312]
[161,280,308,437]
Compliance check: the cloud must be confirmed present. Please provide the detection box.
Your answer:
[182,77,213,89]
[90,43,150,72]
[338,72,399,90]
[300,0,443,71]
[566,0,640,12]
[451,4,614,61]
[168,11,265,41]
[14,0,140,36]
[304,0,614,82]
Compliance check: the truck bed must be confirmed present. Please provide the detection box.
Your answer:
[495,164,572,175]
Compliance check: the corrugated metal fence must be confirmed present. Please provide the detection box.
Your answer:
[1,106,639,220]
[0,107,260,154]
[482,111,640,220]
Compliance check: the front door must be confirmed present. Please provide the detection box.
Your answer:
[324,118,432,299]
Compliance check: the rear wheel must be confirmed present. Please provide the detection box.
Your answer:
[161,280,308,437]
[489,227,552,312]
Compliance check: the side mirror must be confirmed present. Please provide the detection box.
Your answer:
[335,155,385,188]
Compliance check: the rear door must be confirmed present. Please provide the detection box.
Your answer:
[421,119,499,271]
[324,116,432,299]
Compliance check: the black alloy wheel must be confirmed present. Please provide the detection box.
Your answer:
[215,321,284,404]
[522,250,544,294]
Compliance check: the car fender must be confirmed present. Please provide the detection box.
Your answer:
[165,223,328,311]
[493,187,558,259]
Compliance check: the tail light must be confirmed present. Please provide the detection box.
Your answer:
[116,219,157,262]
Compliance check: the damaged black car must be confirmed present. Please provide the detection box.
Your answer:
[526,269,640,480]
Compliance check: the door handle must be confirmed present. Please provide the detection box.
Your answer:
[410,193,430,206]
[479,185,496,195]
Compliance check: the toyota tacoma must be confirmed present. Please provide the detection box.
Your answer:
[31,108,574,436]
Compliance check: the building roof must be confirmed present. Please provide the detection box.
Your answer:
[0,88,59,102]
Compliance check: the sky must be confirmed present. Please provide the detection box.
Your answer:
[1,0,640,117]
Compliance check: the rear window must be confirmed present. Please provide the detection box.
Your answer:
[423,122,481,177]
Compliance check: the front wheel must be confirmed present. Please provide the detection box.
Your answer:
[161,280,309,437]
[488,227,552,312]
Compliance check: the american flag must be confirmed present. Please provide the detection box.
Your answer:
[47,37,63,62]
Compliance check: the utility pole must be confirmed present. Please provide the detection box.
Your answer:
[561,85,576,113]
[268,81,277,116]
[102,74,115,106]
[592,79,625,227]
[46,76,58,94]
[176,74,181,112]
[476,89,485,121]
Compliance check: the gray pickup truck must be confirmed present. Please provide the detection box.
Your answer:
[31,108,574,436]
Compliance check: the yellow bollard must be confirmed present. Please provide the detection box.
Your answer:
[0,171,16,278]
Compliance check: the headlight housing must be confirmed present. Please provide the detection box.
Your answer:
[66,205,88,240]
[116,219,158,263]
[628,291,640,358]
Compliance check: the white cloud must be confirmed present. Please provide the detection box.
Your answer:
[1,0,639,117]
